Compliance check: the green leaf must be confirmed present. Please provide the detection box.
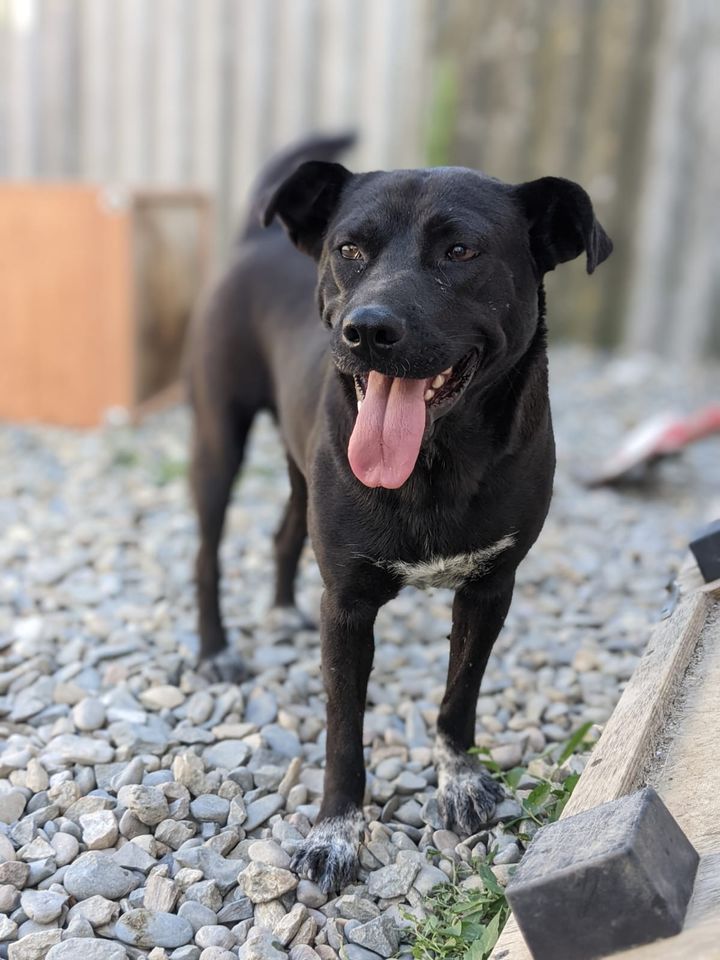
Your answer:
[465,939,487,960]
[524,780,552,812]
[477,863,504,897]
[480,909,503,951]
[557,721,593,766]
[503,766,526,789]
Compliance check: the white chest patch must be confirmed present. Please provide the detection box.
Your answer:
[378,534,516,589]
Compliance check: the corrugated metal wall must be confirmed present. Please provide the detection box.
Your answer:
[0,0,433,248]
[438,0,720,359]
[1,0,718,358]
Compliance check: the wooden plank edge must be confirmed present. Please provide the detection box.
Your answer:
[491,569,711,960]
[610,916,720,960]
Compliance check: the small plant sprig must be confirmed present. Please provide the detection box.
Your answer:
[404,722,595,960]
[408,861,509,960]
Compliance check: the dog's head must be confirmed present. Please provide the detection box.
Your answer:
[264,162,611,489]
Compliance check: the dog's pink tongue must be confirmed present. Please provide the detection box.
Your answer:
[348,371,427,488]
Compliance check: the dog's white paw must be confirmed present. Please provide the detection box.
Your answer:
[437,769,505,836]
[434,733,505,836]
[290,812,363,894]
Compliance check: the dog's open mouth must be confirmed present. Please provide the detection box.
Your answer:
[348,350,479,490]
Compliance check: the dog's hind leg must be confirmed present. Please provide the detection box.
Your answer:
[266,455,311,630]
[434,580,515,836]
[190,409,253,676]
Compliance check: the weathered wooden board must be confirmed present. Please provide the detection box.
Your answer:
[611,917,720,960]
[491,557,716,960]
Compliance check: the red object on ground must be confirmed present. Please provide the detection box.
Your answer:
[587,405,720,486]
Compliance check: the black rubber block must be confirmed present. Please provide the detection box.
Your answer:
[505,787,699,960]
[689,518,720,583]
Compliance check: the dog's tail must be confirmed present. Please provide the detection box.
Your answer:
[238,131,356,243]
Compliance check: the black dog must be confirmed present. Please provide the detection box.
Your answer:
[186,134,611,892]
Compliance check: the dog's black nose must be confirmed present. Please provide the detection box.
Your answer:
[342,306,405,354]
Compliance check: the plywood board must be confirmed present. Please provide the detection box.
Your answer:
[0,184,132,426]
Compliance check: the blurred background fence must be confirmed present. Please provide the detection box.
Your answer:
[1,0,718,360]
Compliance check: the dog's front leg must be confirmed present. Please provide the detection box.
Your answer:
[291,590,377,892]
[435,579,515,836]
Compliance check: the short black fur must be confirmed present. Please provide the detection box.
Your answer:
[186,135,612,892]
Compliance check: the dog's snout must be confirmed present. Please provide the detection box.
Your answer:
[342,306,405,355]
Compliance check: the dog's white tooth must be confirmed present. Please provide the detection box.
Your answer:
[432,375,445,389]
[424,388,435,401]
[442,367,453,376]
[357,400,363,411]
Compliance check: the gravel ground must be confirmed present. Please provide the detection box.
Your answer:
[1,345,719,960]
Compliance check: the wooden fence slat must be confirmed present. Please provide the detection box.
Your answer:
[0,0,716,355]
[153,0,189,185]
[7,0,39,177]
[271,0,317,148]
[0,12,11,174]
[233,0,277,214]
[78,0,115,179]
[624,0,690,355]
[117,0,153,184]
[189,0,223,190]
[391,0,432,169]
[667,7,720,362]
[357,0,397,171]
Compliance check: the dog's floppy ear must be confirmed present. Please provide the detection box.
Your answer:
[514,176,612,276]
[262,160,353,259]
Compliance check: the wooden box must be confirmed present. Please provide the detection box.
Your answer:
[0,184,212,427]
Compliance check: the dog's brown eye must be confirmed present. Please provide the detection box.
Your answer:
[446,244,478,262]
[340,243,363,261]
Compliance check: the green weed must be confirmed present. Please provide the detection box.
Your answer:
[403,722,594,960]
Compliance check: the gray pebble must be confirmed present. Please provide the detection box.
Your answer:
[115,909,194,949]
[239,861,298,903]
[367,860,420,899]
[203,742,251,772]
[0,914,18,940]
[295,878,327,908]
[64,854,138,901]
[67,893,119,927]
[340,946,384,960]
[244,693,278,728]
[247,839,290,870]
[43,735,114,765]
[393,771,426,794]
[178,899,218,932]
[46,941,127,959]
[195,925,235,949]
[171,948,201,960]
[216,895,253,924]
[198,949,236,960]
[0,791,26,825]
[243,794,284,832]
[80,810,118,850]
[189,796,230,824]
[72,698,106,732]
[117,785,169,826]
[392,800,424,828]
[6,929,62,958]
[347,914,399,958]
[172,848,239,894]
[19,888,66,923]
